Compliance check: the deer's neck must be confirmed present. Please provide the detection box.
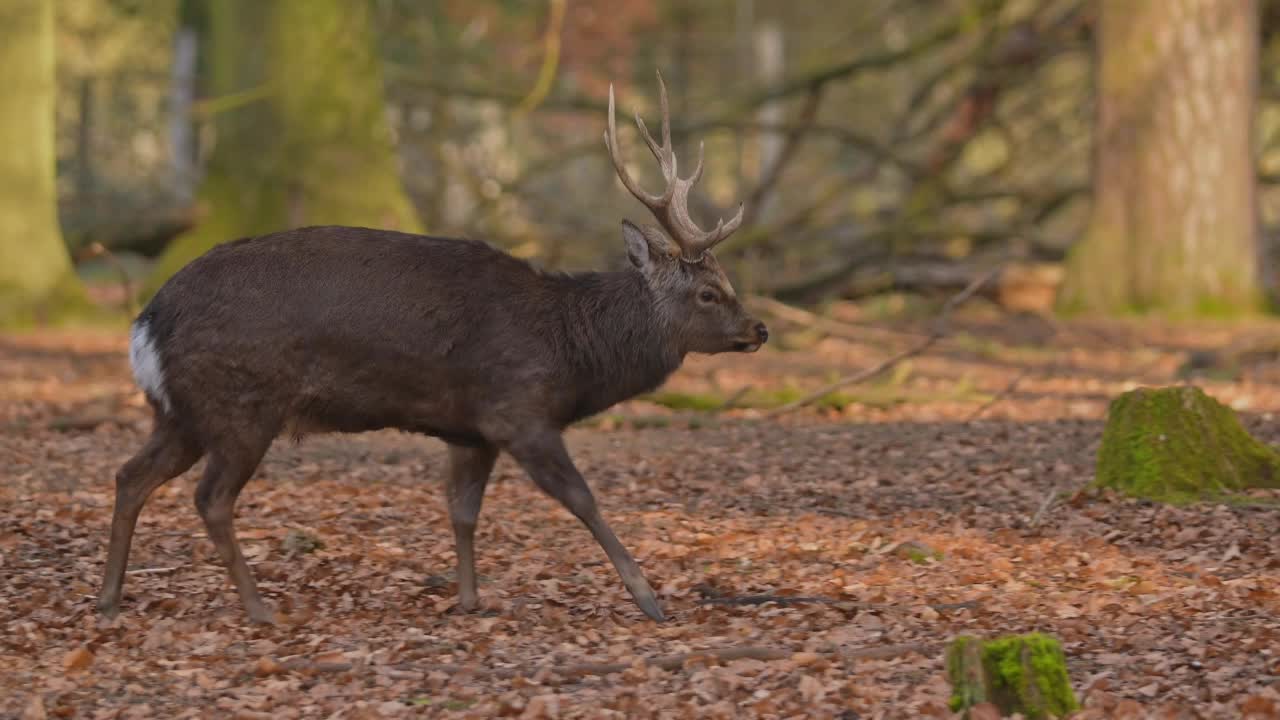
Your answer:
[558,270,683,421]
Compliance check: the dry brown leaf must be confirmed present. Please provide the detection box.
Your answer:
[966,702,1003,720]
[21,695,46,720]
[62,646,94,673]
[6,324,1280,718]
[1241,695,1280,719]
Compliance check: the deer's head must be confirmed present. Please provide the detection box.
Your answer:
[606,72,769,355]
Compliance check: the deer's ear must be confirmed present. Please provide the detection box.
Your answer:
[623,220,681,272]
[622,220,653,271]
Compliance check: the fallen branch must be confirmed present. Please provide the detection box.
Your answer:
[273,642,939,682]
[125,565,187,576]
[765,265,1002,418]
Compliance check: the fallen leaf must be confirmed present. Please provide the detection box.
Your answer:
[22,695,46,720]
[62,646,94,673]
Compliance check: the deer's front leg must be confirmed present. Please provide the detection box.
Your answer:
[445,443,498,612]
[504,431,665,622]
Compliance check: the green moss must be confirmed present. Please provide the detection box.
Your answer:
[948,633,1077,719]
[642,391,727,412]
[143,0,420,299]
[985,634,1077,719]
[642,378,990,415]
[0,270,107,329]
[904,547,938,564]
[0,0,94,326]
[1094,386,1280,504]
[952,332,1007,360]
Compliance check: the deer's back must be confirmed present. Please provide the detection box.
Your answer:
[139,226,570,443]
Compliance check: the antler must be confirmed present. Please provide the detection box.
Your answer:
[604,70,744,262]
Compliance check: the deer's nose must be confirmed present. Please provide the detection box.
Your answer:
[754,322,769,344]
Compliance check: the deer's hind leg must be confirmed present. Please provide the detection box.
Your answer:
[98,418,203,617]
[194,432,275,624]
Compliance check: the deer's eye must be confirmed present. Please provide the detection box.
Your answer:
[698,289,718,304]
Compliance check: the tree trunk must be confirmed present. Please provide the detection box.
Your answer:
[145,0,420,296]
[1059,0,1261,316]
[0,0,89,325]
[946,634,1078,720]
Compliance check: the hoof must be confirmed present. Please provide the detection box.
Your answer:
[635,595,667,623]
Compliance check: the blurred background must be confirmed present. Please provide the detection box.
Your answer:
[2,0,1279,322]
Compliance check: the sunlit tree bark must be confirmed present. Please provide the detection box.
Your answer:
[146,0,419,295]
[0,0,89,324]
[1060,0,1262,316]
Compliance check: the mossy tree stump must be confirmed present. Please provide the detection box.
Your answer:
[1094,386,1280,504]
[946,633,1077,719]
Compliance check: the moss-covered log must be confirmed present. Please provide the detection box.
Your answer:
[1095,386,1280,504]
[0,0,91,325]
[947,633,1077,719]
[144,0,420,297]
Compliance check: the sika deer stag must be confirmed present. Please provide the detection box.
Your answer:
[97,71,767,624]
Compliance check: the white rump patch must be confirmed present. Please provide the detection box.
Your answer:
[129,320,171,412]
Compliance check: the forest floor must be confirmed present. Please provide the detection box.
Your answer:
[2,302,1280,719]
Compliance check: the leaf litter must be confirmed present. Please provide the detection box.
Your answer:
[1,317,1279,718]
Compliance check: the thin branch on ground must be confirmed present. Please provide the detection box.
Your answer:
[1030,483,1061,528]
[125,565,187,576]
[764,265,1003,418]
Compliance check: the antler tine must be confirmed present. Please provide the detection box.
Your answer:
[655,69,672,155]
[683,203,745,260]
[635,114,677,187]
[604,83,663,206]
[604,72,747,261]
[687,141,705,186]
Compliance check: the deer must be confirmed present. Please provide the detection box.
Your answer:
[96,71,768,624]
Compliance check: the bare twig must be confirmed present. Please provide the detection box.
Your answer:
[747,294,930,344]
[76,241,137,316]
[126,565,187,576]
[765,265,1002,418]
[513,0,567,117]
[965,365,1033,422]
[741,86,825,228]
[716,385,754,412]
[1029,483,1061,528]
